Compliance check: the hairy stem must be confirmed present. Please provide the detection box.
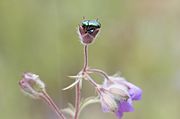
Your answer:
[41,90,66,119]
[85,74,101,94]
[87,68,110,80]
[85,74,99,88]
[74,81,81,119]
[74,45,89,119]
[83,45,88,72]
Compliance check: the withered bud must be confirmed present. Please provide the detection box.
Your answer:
[19,72,45,99]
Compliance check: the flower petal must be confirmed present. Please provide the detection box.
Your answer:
[100,93,118,112]
[99,75,142,119]
[118,99,134,112]
[126,82,142,100]
[116,110,123,119]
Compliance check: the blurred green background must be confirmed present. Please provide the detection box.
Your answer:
[0,0,180,119]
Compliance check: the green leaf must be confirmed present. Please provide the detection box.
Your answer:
[62,103,75,117]
[79,96,100,113]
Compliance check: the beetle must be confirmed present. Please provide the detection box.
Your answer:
[78,19,101,45]
[81,20,101,34]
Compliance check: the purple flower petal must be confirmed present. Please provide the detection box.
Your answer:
[118,99,134,112]
[108,76,142,100]
[126,82,142,100]
[99,76,142,119]
[116,110,123,119]
[115,99,134,119]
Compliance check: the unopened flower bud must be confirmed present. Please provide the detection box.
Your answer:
[77,19,101,45]
[100,91,118,112]
[19,72,45,99]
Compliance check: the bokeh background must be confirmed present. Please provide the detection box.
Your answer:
[0,0,180,119]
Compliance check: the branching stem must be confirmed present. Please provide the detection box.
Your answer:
[74,45,88,119]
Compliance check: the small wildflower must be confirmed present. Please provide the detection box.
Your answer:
[19,72,45,99]
[99,76,142,119]
[77,19,101,45]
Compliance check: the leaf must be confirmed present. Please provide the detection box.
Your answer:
[62,103,75,117]
[62,108,74,117]
[79,96,100,113]
[67,103,75,111]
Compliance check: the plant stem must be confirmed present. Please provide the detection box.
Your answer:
[87,68,110,80]
[85,74,102,94]
[85,74,99,88]
[83,45,88,72]
[74,45,88,119]
[41,90,66,119]
[74,81,81,119]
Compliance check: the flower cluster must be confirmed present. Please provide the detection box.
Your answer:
[98,76,142,119]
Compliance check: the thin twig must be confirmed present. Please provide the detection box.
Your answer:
[83,45,88,72]
[74,81,81,119]
[85,74,99,88]
[87,68,110,80]
[85,74,101,94]
[40,90,66,119]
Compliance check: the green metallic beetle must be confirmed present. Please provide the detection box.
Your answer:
[78,19,101,45]
[81,20,101,34]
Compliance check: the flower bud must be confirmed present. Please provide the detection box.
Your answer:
[99,84,130,114]
[77,19,101,45]
[19,72,45,99]
[100,92,118,112]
